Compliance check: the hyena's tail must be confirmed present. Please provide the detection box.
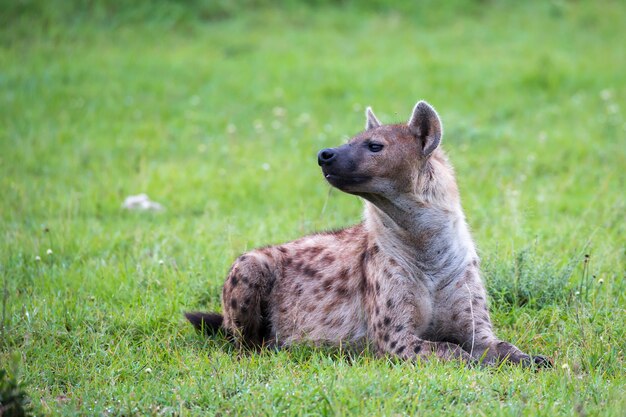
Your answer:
[184,312,224,336]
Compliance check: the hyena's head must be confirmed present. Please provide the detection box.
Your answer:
[318,101,457,205]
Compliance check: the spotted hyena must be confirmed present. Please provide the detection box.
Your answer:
[186,101,551,366]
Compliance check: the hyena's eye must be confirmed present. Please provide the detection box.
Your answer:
[367,142,384,153]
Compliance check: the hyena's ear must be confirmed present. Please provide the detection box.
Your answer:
[408,101,443,157]
[365,107,382,130]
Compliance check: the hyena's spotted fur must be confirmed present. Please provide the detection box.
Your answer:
[186,101,551,366]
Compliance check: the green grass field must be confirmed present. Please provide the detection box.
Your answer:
[1,1,625,415]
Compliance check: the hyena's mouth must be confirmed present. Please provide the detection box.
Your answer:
[324,173,371,189]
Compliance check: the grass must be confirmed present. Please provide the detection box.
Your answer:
[1,0,625,415]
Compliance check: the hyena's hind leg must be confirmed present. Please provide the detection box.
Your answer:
[221,253,277,349]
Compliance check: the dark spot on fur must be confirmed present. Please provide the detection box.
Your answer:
[320,253,336,267]
[375,306,380,316]
[338,267,349,279]
[451,312,458,321]
[375,282,380,295]
[302,265,319,278]
[296,284,303,297]
[383,317,391,326]
[464,307,471,313]
[383,333,389,342]
[335,283,349,297]
[386,298,393,308]
[359,251,368,266]
[390,341,397,349]
[331,317,342,328]
[278,246,287,254]
[395,324,404,333]
[230,299,238,310]
[230,275,239,287]
[396,345,406,354]
[323,280,333,292]
[413,344,422,354]
[238,255,248,262]
[284,257,292,267]
[244,296,252,305]
[359,276,367,296]
[308,246,323,257]
[242,276,249,285]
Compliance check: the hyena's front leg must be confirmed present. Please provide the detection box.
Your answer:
[368,279,472,363]
[440,271,551,367]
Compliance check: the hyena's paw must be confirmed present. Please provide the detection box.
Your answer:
[522,354,553,369]
[488,341,553,369]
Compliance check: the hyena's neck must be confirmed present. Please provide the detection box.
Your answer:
[363,196,477,281]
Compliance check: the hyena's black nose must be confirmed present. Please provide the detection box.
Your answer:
[317,148,336,166]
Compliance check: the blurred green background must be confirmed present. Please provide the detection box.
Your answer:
[1,1,624,415]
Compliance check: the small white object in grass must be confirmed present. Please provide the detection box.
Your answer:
[35,255,41,261]
[145,367,152,374]
[296,113,310,125]
[575,291,580,296]
[159,259,164,265]
[46,249,53,255]
[261,163,270,171]
[538,131,547,143]
[122,194,164,211]
[272,106,286,117]
[600,89,612,101]
[561,363,569,370]
[226,123,237,134]
[598,278,604,284]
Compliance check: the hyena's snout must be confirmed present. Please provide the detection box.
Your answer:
[317,145,370,191]
[317,148,337,166]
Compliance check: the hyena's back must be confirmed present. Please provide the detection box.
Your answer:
[214,224,370,347]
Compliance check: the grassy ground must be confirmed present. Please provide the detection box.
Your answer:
[1,1,625,415]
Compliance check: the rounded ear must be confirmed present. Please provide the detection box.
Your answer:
[407,101,443,157]
[365,107,382,130]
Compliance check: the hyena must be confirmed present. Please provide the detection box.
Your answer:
[186,101,551,366]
